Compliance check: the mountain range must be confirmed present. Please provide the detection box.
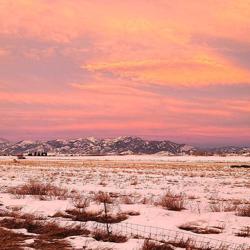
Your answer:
[0,137,249,156]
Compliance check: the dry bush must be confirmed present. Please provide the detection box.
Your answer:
[236,226,250,237]
[236,204,250,217]
[0,209,15,217]
[65,208,128,223]
[167,237,228,250]
[168,238,196,249]
[209,201,237,212]
[0,227,30,250]
[37,222,89,239]
[29,238,72,250]
[8,180,68,200]
[159,190,186,211]
[65,208,102,221]
[0,209,45,221]
[51,211,72,219]
[95,213,128,224]
[121,195,135,204]
[0,211,88,249]
[125,210,140,216]
[141,239,175,250]
[72,195,90,210]
[0,216,89,238]
[94,191,113,204]
[140,196,154,205]
[92,229,127,243]
[179,223,223,234]
[167,237,230,250]
[10,206,22,212]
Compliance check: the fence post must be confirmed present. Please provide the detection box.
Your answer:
[103,199,110,236]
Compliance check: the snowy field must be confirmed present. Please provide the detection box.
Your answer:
[0,156,250,249]
[1,154,250,163]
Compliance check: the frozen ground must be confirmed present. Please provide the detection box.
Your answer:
[1,155,250,162]
[0,156,249,249]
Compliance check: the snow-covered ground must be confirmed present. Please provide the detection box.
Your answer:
[0,156,249,249]
[1,154,250,163]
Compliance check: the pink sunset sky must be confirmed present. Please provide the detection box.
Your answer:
[0,0,250,146]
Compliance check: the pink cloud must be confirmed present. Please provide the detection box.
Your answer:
[0,1,250,145]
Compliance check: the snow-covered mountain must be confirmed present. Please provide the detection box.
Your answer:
[0,137,249,156]
[207,146,250,156]
[0,136,196,156]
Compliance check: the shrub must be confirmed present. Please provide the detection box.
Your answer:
[29,238,72,250]
[236,204,250,217]
[121,195,135,204]
[126,211,140,216]
[94,192,113,204]
[141,239,175,250]
[51,211,72,219]
[65,208,102,221]
[209,201,237,212]
[8,180,68,200]
[0,216,89,238]
[236,226,250,237]
[179,223,223,234]
[65,208,128,223]
[0,227,30,250]
[72,195,90,211]
[160,190,186,211]
[92,229,127,243]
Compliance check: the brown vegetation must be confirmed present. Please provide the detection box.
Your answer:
[8,179,68,200]
[160,190,186,211]
[209,201,237,212]
[236,226,250,237]
[179,223,223,234]
[65,208,128,223]
[0,216,89,238]
[236,204,250,217]
[0,227,30,250]
[92,229,127,243]
[141,239,175,250]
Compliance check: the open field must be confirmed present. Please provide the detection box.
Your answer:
[0,156,250,249]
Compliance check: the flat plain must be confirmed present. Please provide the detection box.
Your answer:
[0,156,250,250]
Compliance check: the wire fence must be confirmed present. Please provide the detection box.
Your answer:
[93,221,250,250]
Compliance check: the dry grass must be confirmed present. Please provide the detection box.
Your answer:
[125,210,140,216]
[65,208,128,223]
[94,191,113,204]
[8,179,68,200]
[166,237,231,250]
[179,223,223,234]
[92,229,127,243]
[209,201,237,212]
[159,190,186,211]
[236,226,250,237]
[0,211,89,249]
[236,204,250,217]
[72,195,90,211]
[141,239,175,250]
[51,211,72,219]
[29,238,72,250]
[0,216,89,238]
[167,238,197,249]
[121,195,135,204]
[0,227,30,250]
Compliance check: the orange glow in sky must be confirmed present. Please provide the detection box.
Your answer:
[0,0,250,146]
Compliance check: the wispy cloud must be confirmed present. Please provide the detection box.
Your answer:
[0,0,249,144]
